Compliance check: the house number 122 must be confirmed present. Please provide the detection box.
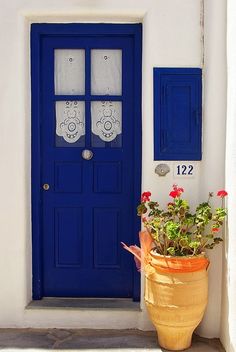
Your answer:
[177,164,193,176]
[173,163,196,178]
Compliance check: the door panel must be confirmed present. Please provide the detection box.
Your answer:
[31,24,142,299]
[93,207,121,268]
[55,162,83,193]
[55,207,83,266]
[93,162,122,193]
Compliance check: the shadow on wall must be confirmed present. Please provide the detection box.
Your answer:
[220,223,234,352]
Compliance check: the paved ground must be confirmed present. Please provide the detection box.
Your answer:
[0,329,225,351]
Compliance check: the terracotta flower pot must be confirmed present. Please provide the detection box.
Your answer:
[144,251,209,351]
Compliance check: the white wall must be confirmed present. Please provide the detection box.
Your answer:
[221,0,236,351]
[0,0,227,340]
[197,0,227,339]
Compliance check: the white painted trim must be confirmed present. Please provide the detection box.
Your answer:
[20,9,146,23]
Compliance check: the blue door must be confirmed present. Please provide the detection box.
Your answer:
[31,24,142,299]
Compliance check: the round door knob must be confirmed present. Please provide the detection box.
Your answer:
[43,183,50,191]
[82,149,93,160]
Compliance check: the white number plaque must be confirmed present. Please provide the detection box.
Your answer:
[174,162,196,178]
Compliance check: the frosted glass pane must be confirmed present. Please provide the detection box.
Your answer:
[55,50,85,95]
[56,101,85,143]
[91,101,122,142]
[91,50,122,95]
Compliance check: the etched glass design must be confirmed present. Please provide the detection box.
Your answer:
[91,50,122,95]
[56,101,85,143]
[54,49,85,95]
[91,101,122,142]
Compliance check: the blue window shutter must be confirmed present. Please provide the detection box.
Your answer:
[154,68,202,160]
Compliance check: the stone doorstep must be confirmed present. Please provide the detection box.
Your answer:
[0,329,226,351]
[26,297,141,310]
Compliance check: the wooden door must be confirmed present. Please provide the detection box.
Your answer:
[31,24,142,299]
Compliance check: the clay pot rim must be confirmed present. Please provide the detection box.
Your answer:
[149,249,207,260]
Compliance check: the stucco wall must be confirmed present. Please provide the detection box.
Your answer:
[0,0,227,341]
[221,0,236,351]
[197,0,227,339]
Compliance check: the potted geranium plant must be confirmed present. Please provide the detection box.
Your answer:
[122,185,227,351]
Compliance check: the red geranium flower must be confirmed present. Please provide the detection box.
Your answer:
[169,191,179,198]
[217,190,228,198]
[141,191,151,202]
[212,228,219,232]
[169,184,184,198]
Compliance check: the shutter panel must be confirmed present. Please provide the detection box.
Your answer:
[154,68,202,160]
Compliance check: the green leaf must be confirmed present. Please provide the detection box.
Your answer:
[165,221,180,240]
[148,201,159,209]
[213,237,223,244]
[167,247,176,256]
[189,241,201,249]
[137,204,147,216]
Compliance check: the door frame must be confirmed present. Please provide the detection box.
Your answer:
[31,23,142,300]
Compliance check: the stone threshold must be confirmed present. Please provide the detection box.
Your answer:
[26,297,141,311]
[0,329,226,351]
